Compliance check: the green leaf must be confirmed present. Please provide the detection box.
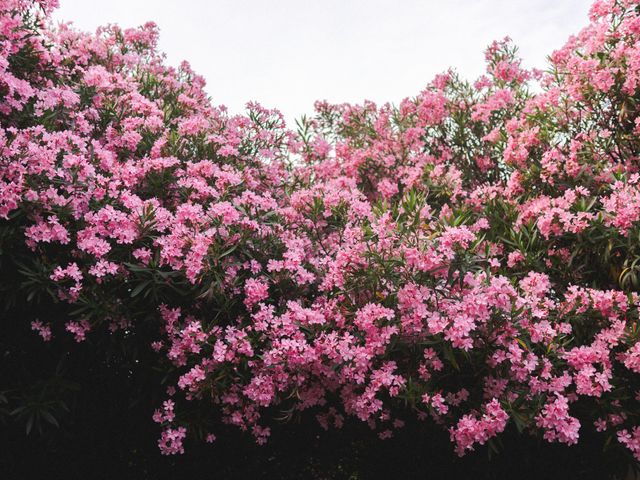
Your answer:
[130,280,151,298]
[41,410,59,428]
[26,414,34,435]
[217,244,238,260]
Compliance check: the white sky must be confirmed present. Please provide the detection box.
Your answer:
[54,0,592,125]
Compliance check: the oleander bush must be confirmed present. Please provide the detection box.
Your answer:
[2,0,640,477]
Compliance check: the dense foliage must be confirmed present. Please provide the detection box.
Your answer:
[3,0,640,476]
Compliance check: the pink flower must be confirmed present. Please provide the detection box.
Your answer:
[158,427,187,455]
[65,320,91,342]
[31,320,52,341]
[618,427,640,461]
[507,250,525,268]
[377,179,399,199]
[450,399,509,456]
[535,395,580,445]
[244,278,269,309]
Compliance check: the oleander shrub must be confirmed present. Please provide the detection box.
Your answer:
[2,0,640,477]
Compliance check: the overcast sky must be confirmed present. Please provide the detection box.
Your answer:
[53,0,592,124]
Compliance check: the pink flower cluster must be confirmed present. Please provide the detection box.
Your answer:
[449,399,509,456]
